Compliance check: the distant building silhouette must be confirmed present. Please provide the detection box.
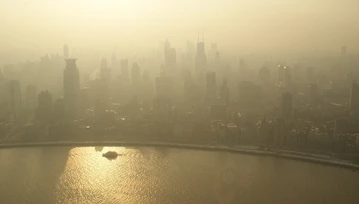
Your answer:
[283,66,291,85]
[277,64,284,83]
[163,39,176,73]
[36,90,52,122]
[131,63,141,85]
[220,79,230,105]
[120,59,129,81]
[195,33,207,79]
[205,71,216,102]
[8,80,21,121]
[63,59,80,119]
[154,76,173,118]
[63,44,69,59]
[259,66,270,84]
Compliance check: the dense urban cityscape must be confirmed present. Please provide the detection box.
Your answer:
[1,38,359,157]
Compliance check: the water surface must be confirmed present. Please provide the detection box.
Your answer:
[1,146,358,204]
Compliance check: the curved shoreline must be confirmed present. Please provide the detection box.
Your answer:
[1,141,359,170]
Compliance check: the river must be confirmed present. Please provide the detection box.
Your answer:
[1,146,358,204]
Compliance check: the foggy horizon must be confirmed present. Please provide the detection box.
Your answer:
[1,0,359,64]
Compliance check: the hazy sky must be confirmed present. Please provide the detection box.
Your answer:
[1,0,359,62]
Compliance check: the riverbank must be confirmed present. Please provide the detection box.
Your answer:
[1,141,359,170]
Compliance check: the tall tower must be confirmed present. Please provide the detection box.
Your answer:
[63,59,80,119]
[195,33,207,79]
[220,79,230,105]
[277,64,284,83]
[36,90,52,122]
[120,59,129,81]
[8,80,21,121]
[259,66,270,84]
[131,63,141,85]
[163,39,176,72]
[63,44,69,59]
[205,71,216,102]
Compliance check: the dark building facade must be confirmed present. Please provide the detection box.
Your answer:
[63,59,80,119]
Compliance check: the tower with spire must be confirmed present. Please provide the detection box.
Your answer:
[195,32,207,81]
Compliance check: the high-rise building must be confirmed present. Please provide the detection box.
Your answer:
[63,44,69,59]
[164,39,171,52]
[165,48,176,69]
[131,63,141,85]
[258,66,270,84]
[205,71,216,102]
[63,59,80,119]
[8,80,21,121]
[349,82,359,112]
[120,59,129,80]
[195,34,207,77]
[154,76,173,117]
[284,66,292,85]
[163,39,177,72]
[277,64,284,83]
[36,90,52,122]
[100,58,111,82]
[281,92,292,118]
[220,79,230,105]
[308,84,319,106]
[26,85,37,110]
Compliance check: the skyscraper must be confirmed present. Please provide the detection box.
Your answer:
[205,71,216,102]
[165,48,176,69]
[308,84,319,106]
[220,79,230,105]
[120,59,129,80]
[8,80,21,121]
[258,66,270,84]
[284,66,292,85]
[163,39,177,72]
[36,90,52,122]
[277,64,284,83]
[154,76,173,117]
[131,63,141,85]
[63,44,69,59]
[63,59,80,119]
[195,34,207,77]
